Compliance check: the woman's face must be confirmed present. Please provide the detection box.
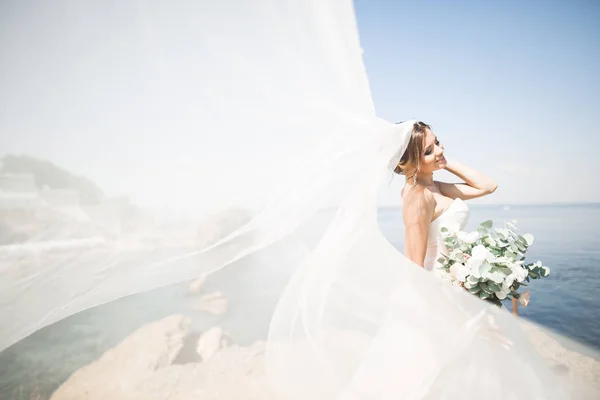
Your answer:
[419,128,446,174]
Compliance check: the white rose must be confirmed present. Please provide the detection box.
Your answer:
[511,265,528,283]
[475,244,496,262]
[450,263,470,282]
[505,274,516,288]
[469,262,481,278]
[468,245,487,269]
[467,245,496,276]
[458,231,479,244]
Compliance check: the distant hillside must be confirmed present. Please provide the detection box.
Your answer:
[0,154,104,204]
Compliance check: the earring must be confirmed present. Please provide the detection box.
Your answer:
[413,171,418,185]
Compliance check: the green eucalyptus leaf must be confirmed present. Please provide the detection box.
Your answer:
[487,297,503,307]
[487,282,501,292]
[517,236,528,247]
[500,267,513,275]
[480,283,494,295]
[522,233,534,246]
[481,220,493,229]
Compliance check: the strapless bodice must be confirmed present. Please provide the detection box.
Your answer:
[423,198,470,271]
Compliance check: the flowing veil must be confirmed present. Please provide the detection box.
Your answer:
[0,1,597,399]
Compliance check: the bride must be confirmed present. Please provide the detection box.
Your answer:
[266,120,589,400]
[396,122,538,317]
[396,121,497,271]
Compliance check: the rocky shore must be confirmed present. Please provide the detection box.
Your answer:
[49,315,273,400]
[46,313,600,400]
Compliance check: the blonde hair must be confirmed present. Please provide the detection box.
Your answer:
[393,121,431,182]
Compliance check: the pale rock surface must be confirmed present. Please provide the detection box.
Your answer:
[196,326,227,362]
[50,315,272,400]
[194,291,229,315]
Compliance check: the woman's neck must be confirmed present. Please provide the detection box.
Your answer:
[406,172,434,187]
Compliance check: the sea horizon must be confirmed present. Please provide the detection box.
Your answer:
[378,202,600,210]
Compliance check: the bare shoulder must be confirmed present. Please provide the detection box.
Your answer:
[403,185,436,206]
[402,185,437,218]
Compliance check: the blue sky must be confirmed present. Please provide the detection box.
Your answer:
[0,1,598,208]
[355,0,600,204]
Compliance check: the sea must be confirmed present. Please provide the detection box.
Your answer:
[1,203,599,399]
[379,203,600,349]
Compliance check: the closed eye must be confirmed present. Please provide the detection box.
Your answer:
[424,138,440,156]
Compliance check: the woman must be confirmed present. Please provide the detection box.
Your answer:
[394,121,497,271]
[394,123,534,315]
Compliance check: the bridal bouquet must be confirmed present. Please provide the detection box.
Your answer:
[437,220,550,307]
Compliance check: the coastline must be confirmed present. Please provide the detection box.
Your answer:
[43,315,600,400]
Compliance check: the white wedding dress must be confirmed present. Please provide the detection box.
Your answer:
[308,197,581,399]
[424,198,470,272]
[266,195,590,399]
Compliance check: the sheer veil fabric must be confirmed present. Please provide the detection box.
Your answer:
[0,1,597,398]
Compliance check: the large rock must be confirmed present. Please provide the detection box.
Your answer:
[196,326,228,362]
[50,316,273,400]
[187,341,273,400]
[140,342,272,400]
[50,315,191,400]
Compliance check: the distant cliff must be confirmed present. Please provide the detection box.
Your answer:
[0,154,104,204]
